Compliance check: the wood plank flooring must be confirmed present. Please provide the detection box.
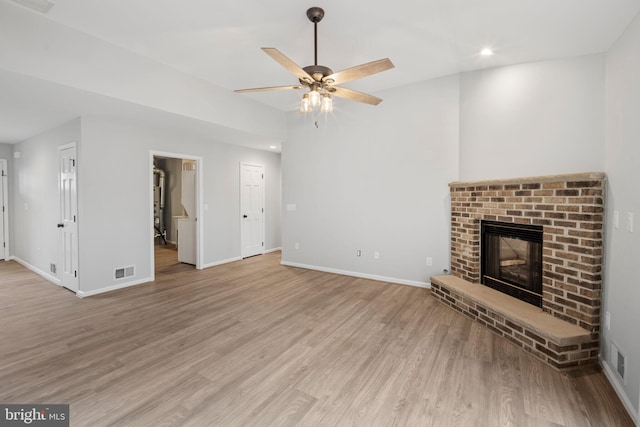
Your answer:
[0,247,634,426]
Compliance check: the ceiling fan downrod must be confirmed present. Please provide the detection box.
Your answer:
[306,7,325,66]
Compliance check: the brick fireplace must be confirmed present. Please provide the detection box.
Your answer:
[431,172,605,370]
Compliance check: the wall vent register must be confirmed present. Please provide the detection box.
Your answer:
[115,266,135,280]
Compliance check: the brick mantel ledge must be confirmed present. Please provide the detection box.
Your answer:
[431,275,595,370]
[449,172,605,188]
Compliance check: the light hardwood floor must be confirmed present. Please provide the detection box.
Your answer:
[0,247,633,426]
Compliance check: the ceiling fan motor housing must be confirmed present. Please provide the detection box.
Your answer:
[301,65,334,85]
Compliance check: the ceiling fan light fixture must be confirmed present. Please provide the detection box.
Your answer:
[320,94,333,113]
[308,89,321,107]
[300,93,312,113]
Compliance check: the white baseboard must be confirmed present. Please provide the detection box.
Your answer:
[200,249,279,269]
[201,256,242,269]
[280,261,430,289]
[9,256,61,286]
[76,277,152,298]
[600,355,638,424]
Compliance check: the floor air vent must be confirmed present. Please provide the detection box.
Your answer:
[115,266,135,280]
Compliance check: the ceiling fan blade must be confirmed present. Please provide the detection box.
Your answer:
[262,48,314,84]
[235,85,304,93]
[323,58,394,86]
[330,86,383,106]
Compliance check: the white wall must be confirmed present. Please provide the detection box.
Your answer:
[281,55,606,286]
[0,143,12,160]
[78,116,281,294]
[603,10,640,418]
[281,75,459,285]
[459,54,605,181]
[0,1,285,143]
[10,119,81,281]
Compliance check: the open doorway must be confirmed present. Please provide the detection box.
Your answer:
[150,151,202,277]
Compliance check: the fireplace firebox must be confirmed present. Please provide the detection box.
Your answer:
[481,221,543,307]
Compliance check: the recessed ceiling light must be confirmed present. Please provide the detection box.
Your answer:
[269,145,277,149]
[480,47,494,56]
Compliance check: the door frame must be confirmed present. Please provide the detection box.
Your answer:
[0,159,9,260]
[149,150,203,277]
[240,162,265,258]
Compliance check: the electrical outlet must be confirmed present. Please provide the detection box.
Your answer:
[374,251,380,259]
[605,311,610,330]
[356,249,361,257]
[426,257,433,266]
[627,212,634,233]
[294,242,299,250]
[613,210,619,229]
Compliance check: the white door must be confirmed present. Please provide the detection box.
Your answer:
[240,163,264,258]
[177,161,197,264]
[59,144,78,292]
[0,159,7,260]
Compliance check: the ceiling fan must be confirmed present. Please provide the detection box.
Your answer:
[235,7,395,113]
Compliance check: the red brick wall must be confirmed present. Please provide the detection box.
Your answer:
[449,173,605,335]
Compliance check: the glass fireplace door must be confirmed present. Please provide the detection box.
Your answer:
[481,221,543,307]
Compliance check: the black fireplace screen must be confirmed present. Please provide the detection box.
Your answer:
[481,221,543,307]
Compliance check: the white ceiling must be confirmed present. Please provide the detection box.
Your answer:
[2,0,640,144]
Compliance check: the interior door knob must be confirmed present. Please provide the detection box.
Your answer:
[242,215,248,218]
[57,223,64,228]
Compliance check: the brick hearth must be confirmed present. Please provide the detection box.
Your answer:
[431,172,605,370]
